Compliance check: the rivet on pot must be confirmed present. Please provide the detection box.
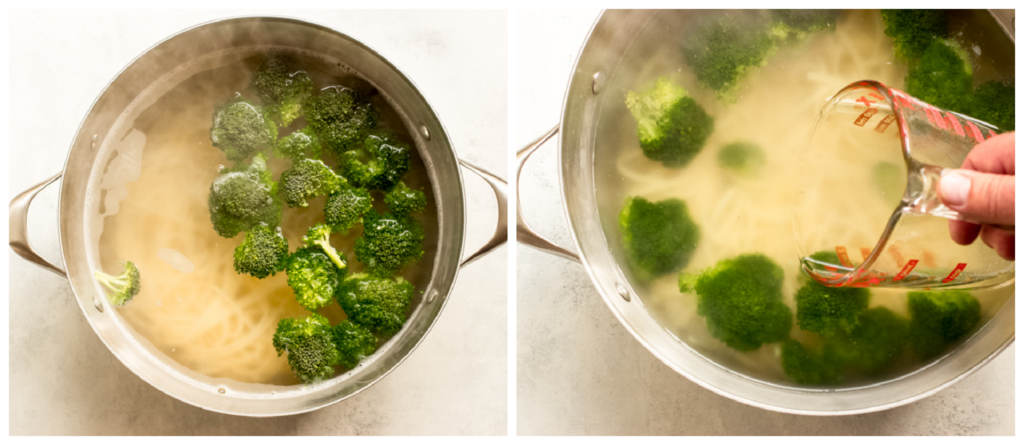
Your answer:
[615,282,631,302]
[425,289,438,303]
[592,72,604,95]
[420,125,430,140]
[93,296,104,313]
[91,134,100,150]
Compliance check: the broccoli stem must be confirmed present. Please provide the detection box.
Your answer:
[93,271,128,291]
[312,239,346,270]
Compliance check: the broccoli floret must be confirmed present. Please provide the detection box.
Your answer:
[679,254,792,351]
[905,39,973,113]
[681,12,776,93]
[210,98,277,162]
[279,158,342,208]
[619,197,700,280]
[249,57,314,127]
[233,223,289,279]
[795,280,870,338]
[354,210,425,277]
[383,181,426,217]
[304,86,378,154]
[324,183,374,234]
[331,320,378,368]
[341,132,412,191]
[781,339,843,385]
[286,247,346,311]
[336,273,414,336]
[275,127,322,161]
[93,261,141,306]
[302,224,347,271]
[771,9,840,35]
[624,78,714,168]
[970,81,1015,131]
[881,9,948,60]
[826,307,909,373]
[272,314,341,384]
[717,141,766,176]
[208,153,282,238]
[907,290,981,359]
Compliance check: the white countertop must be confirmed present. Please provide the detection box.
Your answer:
[8,10,507,435]
[515,9,1014,435]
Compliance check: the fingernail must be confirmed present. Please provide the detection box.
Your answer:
[941,172,971,208]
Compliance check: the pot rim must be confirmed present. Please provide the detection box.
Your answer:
[556,8,1015,416]
[55,14,466,416]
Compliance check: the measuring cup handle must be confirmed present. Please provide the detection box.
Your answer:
[516,125,581,263]
[9,172,67,277]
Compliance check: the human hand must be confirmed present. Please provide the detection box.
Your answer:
[939,132,1015,260]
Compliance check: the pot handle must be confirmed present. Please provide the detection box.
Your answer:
[516,126,580,263]
[458,159,508,268]
[9,172,67,277]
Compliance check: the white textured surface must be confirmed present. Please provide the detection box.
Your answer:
[8,10,507,435]
[515,9,1014,436]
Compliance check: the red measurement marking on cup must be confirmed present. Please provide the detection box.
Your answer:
[945,112,966,137]
[854,108,878,126]
[942,263,968,283]
[860,247,872,261]
[892,259,919,281]
[874,115,895,133]
[964,121,985,143]
[835,246,852,267]
[857,96,877,108]
[927,106,948,130]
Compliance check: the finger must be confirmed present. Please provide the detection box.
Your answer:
[948,219,982,245]
[962,132,1015,175]
[939,169,1015,226]
[979,225,1015,261]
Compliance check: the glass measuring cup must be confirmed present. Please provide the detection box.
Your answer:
[793,80,1014,290]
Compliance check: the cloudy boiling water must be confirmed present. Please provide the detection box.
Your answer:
[594,10,1014,386]
[96,52,438,385]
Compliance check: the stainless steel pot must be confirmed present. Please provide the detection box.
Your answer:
[9,16,506,416]
[518,9,1015,415]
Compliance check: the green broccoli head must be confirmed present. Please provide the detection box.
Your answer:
[681,12,776,93]
[771,9,840,35]
[331,320,379,369]
[625,78,714,168]
[210,97,278,162]
[970,81,1014,131]
[905,39,973,113]
[341,132,412,191]
[275,127,322,161]
[619,197,700,281]
[304,86,378,154]
[279,158,342,208]
[795,280,870,338]
[679,254,792,351]
[908,290,981,359]
[336,273,414,336]
[354,210,425,277]
[272,314,341,384]
[302,223,347,271]
[825,307,909,374]
[249,57,314,127]
[286,247,347,311]
[324,183,374,234]
[881,9,948,60]
[233,223,289,279]
[208,153,282,238]
[383,181,427,217]
[781,339,843,385]
[717,141,766,176]
[93,261,141,306]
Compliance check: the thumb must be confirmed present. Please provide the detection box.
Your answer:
[939,169,1015,226]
